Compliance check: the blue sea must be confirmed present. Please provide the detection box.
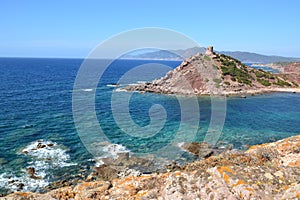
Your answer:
[0,58,299,194]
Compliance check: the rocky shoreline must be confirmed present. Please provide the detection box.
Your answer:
[2,135,300,199]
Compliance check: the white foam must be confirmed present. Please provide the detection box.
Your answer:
[177,142,185,149]
[115,88,128,92]
[107,84,120,87]
[94,159,105,167]
[93,143,130,166]
[102,143,129,158]
[21,140,76,167]
[0,172,49,192]
[82,88,93,92]
[0,140,77,192]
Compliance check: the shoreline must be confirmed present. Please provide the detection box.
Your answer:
[224,87,300,96]
[3,135,300,199]
[124,86,300,97]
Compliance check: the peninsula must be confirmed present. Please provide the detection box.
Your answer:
[125,47,300,96]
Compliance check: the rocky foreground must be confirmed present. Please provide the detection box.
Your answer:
[125,47,300,96]
[2,135,300,200]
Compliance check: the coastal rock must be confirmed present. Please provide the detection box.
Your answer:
[3,135,300,200]
[37,143,46,149]
[26,167,37,179]
[93,164,118,181]
[181,142,214,158]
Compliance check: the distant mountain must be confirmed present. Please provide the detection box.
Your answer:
[122,47,300,64]
[122,47,205,60]
[220,51,300,64]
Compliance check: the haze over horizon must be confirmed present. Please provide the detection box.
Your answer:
[1,0,300,58]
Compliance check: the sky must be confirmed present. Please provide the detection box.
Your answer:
[0,0,300,58]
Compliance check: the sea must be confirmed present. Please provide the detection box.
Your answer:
[0,58,299,194]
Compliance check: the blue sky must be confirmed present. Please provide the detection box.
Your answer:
[1,0,300,58]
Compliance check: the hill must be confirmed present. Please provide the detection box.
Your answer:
[125,47,299,96]
[220,51,300,64]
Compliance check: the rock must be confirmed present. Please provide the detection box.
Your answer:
[240,95,247,98]
[93,164,118,181]
[3,135,300,200]
[16,183,25,191]
[118,168,141,178]
[181,142,214,158]
[26,167,36,178]
[26,167,41,179]
[37,143,46,149]
[274,170,284,178]
[117,152,129,161]
[264,172,274,180]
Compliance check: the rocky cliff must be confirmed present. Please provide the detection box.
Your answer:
[126,47,299,96]
[3,135,300,200]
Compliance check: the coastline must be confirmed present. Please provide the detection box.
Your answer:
[224,87,300,96]
[124,85,300,97]
[3,135,300,199]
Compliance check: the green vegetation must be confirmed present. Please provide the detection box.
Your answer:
[218,54,253,85]
[205,78,209,82]
[274,78,291,87]
[213,78,222,84]
[254,69,275,79]
[224,81,230,85]
[204,55,211,61]
[292,81,299,87]
[257,78,271,86]
[215,54,296,88]
[213,78,221,88]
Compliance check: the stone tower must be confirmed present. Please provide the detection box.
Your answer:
[205,46,214,55]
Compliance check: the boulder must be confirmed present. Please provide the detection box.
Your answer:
[181,142,214,158]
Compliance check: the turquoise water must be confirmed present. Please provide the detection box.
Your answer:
[0,58,299,193]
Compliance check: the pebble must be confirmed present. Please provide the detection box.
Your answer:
[264,173,273,180]
[274,171,283,177]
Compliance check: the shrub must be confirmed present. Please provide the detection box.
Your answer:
[292,81,299,87]
[274,78,291,87]
[213,78,222,84]
[257,78,271,86]
[204,55,211,61]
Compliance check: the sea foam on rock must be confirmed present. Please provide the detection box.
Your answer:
[0,140,76,193]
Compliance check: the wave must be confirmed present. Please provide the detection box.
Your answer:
[0,172,49,193]
[81,88,93,92]
[106,84,120,87]
[0,140,76,192]
[102,143,129,158]
[21,140,76,167]
[94,143,130,166]
[115,88,128,92]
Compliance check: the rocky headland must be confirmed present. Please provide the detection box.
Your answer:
[2,135,300,199]
[125,47,300,96]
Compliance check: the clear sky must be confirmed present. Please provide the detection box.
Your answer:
[1,0,300,58]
